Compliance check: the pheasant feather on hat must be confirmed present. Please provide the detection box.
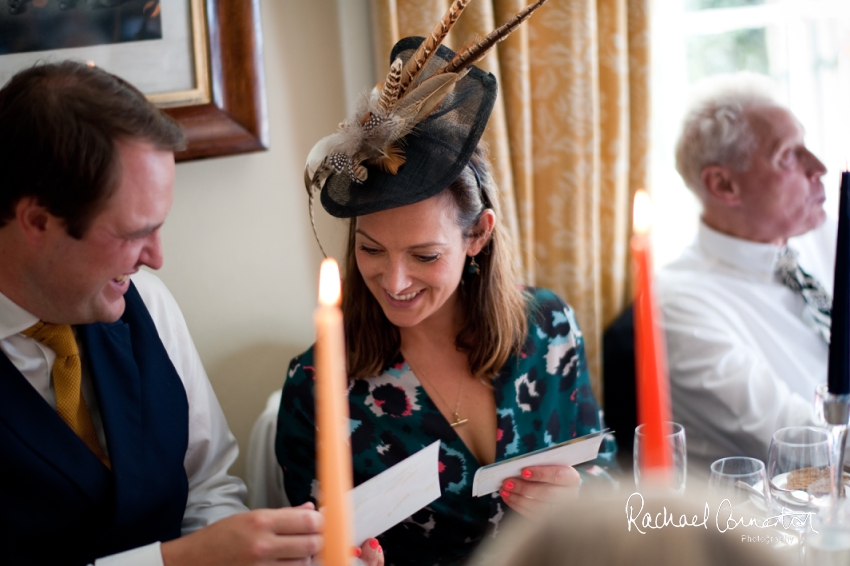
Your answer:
[304,0,549,253]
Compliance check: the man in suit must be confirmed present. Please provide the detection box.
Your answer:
[657,72,833,465]
[0,62,380,566]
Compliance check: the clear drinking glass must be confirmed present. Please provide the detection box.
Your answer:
[813,382,850,500]
[708,456,770,510]
[767,426,832,523]
[633,422,686,493]
[806,499,850,566]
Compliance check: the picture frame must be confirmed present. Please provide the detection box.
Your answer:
[167,0,269,162]
[147,0,212,110]
[0,0,268,162]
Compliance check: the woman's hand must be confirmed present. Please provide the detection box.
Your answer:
[354,537,384,566]
[499,465,580,518]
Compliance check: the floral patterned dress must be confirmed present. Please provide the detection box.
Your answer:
[275,287,616,566]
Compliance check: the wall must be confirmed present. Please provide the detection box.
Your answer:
[155,0,370,482]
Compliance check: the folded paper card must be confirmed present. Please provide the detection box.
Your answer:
[351,440,442,546]
[472,430,608,497]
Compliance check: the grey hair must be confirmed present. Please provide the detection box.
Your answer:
[675,72,783,195]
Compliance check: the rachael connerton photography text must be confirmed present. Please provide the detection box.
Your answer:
[625,492,817,535]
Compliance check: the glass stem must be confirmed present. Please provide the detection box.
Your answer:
[826,425,848,500]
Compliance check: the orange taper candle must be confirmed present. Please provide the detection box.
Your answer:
[315,259,353,566]
[631,190,674,477]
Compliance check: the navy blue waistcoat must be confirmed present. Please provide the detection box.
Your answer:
[0,282,189,565]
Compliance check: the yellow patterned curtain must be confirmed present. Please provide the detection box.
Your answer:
[369,0,650,401]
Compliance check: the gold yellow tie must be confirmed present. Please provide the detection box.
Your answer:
[23,322,111,468]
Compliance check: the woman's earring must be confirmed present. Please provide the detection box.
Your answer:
[467,256,480,276]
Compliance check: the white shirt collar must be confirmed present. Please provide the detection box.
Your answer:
[0,288,39,341]
[697,221,784,281]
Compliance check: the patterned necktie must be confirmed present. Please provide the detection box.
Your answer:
[775,247,832,344]
[22,322,111,468]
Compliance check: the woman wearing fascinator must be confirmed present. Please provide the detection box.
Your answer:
[276,1,615,563]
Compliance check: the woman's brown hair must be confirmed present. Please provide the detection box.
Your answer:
[342,145,529,380]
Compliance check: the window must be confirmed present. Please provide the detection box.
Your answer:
[650,0,850,267]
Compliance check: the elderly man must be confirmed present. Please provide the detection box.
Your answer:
[0,63,382,566]
[657,72,833,465]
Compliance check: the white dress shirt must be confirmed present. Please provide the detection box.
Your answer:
[656,220,836,465]
[0,270,248,566]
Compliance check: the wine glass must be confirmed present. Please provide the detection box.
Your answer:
[708,456,770,512]
[767,426,832,526]
[633,422,686,493]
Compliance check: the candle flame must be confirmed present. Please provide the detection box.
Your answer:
[318,259,341,306]
[633,190,652,235]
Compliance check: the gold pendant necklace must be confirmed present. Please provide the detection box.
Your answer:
[451,414,469,428]
[405,355,468,427]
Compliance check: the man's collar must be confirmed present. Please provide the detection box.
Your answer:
[697,221,784,280]
[0,288,39,341]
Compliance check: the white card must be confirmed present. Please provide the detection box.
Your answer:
[472,430,608,497]
[350,440,442,546]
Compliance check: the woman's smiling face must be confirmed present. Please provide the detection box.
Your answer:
[354,192,486,330]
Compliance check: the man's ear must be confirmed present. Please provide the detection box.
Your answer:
[14,197,52,245]
[468,209,496,256]
[700,165,741,206]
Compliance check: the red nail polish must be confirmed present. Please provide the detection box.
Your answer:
[369,538,380,549]
[522,469,532,479]
[353,548,362,557]
[500,489,510,499]
[378,545,383,554]
[505,480,515,490]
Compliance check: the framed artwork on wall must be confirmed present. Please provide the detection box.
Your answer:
[0,0,268,162]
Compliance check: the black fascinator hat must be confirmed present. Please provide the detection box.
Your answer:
[302,0,548,249]
[320,37,497,218]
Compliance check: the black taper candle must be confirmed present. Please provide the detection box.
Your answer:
[828,171,850,394]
